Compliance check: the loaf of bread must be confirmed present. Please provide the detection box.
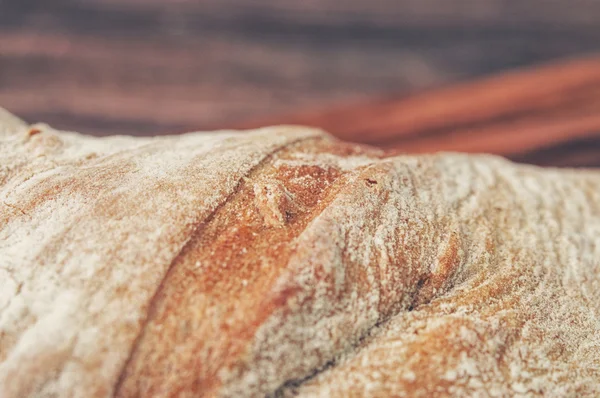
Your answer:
[1,108,599,397]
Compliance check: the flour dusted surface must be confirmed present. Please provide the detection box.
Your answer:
[1,108,599,397]
[0,110,318,397]
[284,158,600,397]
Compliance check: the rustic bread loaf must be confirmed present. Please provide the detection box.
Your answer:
[1,108,599,397]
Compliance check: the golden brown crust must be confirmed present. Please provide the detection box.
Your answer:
[0,111,319,397]
[1,108,599,397]
[115,138,366,397]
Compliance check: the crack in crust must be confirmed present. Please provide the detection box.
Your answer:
[113,136,321,396]
[0,114,322,398]
[114,138,384,397]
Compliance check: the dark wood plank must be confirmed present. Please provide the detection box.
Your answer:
[1,0,599,167]
[2,0,600,136]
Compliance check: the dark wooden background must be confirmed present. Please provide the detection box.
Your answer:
[1,0,600,166]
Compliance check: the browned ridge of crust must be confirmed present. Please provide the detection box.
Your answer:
[1,108,600,397]
[115,138,389,396]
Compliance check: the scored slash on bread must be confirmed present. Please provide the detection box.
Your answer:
[1,108,599,397]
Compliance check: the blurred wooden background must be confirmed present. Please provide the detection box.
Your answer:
[1,0,599,166]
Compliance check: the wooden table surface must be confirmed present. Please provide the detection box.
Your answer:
[1,0,600,167]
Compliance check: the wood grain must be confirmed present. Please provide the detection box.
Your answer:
[1,0,599,166]
[2,0,600,135]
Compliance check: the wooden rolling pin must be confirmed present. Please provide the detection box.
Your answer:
[242,56,600,168]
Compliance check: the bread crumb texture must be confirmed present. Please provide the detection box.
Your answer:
[0,108,599,397]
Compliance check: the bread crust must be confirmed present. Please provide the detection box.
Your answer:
[1,109,599,397]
